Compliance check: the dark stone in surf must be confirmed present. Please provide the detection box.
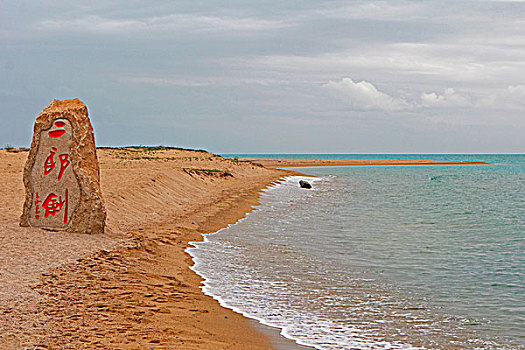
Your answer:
[299,180,312,189]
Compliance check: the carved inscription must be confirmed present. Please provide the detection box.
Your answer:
[28,119,80,229]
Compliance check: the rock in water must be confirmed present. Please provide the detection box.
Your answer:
[20,98,106,234]
[299,180,312,189]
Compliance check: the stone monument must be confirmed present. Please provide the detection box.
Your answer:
[20,98,106,234]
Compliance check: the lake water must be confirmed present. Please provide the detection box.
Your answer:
[187,154,524,349]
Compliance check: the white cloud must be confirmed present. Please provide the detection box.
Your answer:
[37,14,289,34]
[126,76,288,87]
[499,84,525,107]
[324,77,410,111]
[478,84,525,108]
[303,1,425,21]
[508,84,525,96]
[421,88,471,107]
[324,78,510,112]
[503,84,525,106]
[237,41,510,85]
[486,0,525,2]
[38,16,141,32]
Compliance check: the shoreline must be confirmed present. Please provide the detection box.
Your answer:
[0,149,490,349]
[186,176,319,350]
[251,320,318,350]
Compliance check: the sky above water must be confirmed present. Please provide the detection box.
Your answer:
[1,0,524,153]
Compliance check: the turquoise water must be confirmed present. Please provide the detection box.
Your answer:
[189,155,524,349]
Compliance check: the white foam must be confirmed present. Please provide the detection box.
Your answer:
[186,175,426,350]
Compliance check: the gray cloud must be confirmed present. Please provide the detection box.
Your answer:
[1,0,524,152]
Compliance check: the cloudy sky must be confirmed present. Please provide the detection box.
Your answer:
[2,0,524,153]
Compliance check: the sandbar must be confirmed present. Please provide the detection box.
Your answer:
[242,157,489,168]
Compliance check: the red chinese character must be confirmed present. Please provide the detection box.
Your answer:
[58,154,70,181]
[42,189,69,224]
[43,149,70,181]
[44,147,57,175]
[35,192,42,219]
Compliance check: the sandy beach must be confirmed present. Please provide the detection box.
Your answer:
[1,147,293,349]
[0,148,488,349]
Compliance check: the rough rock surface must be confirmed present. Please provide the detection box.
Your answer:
[20,98,106,234]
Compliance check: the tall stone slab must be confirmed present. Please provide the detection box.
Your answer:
[20,98,106,234]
